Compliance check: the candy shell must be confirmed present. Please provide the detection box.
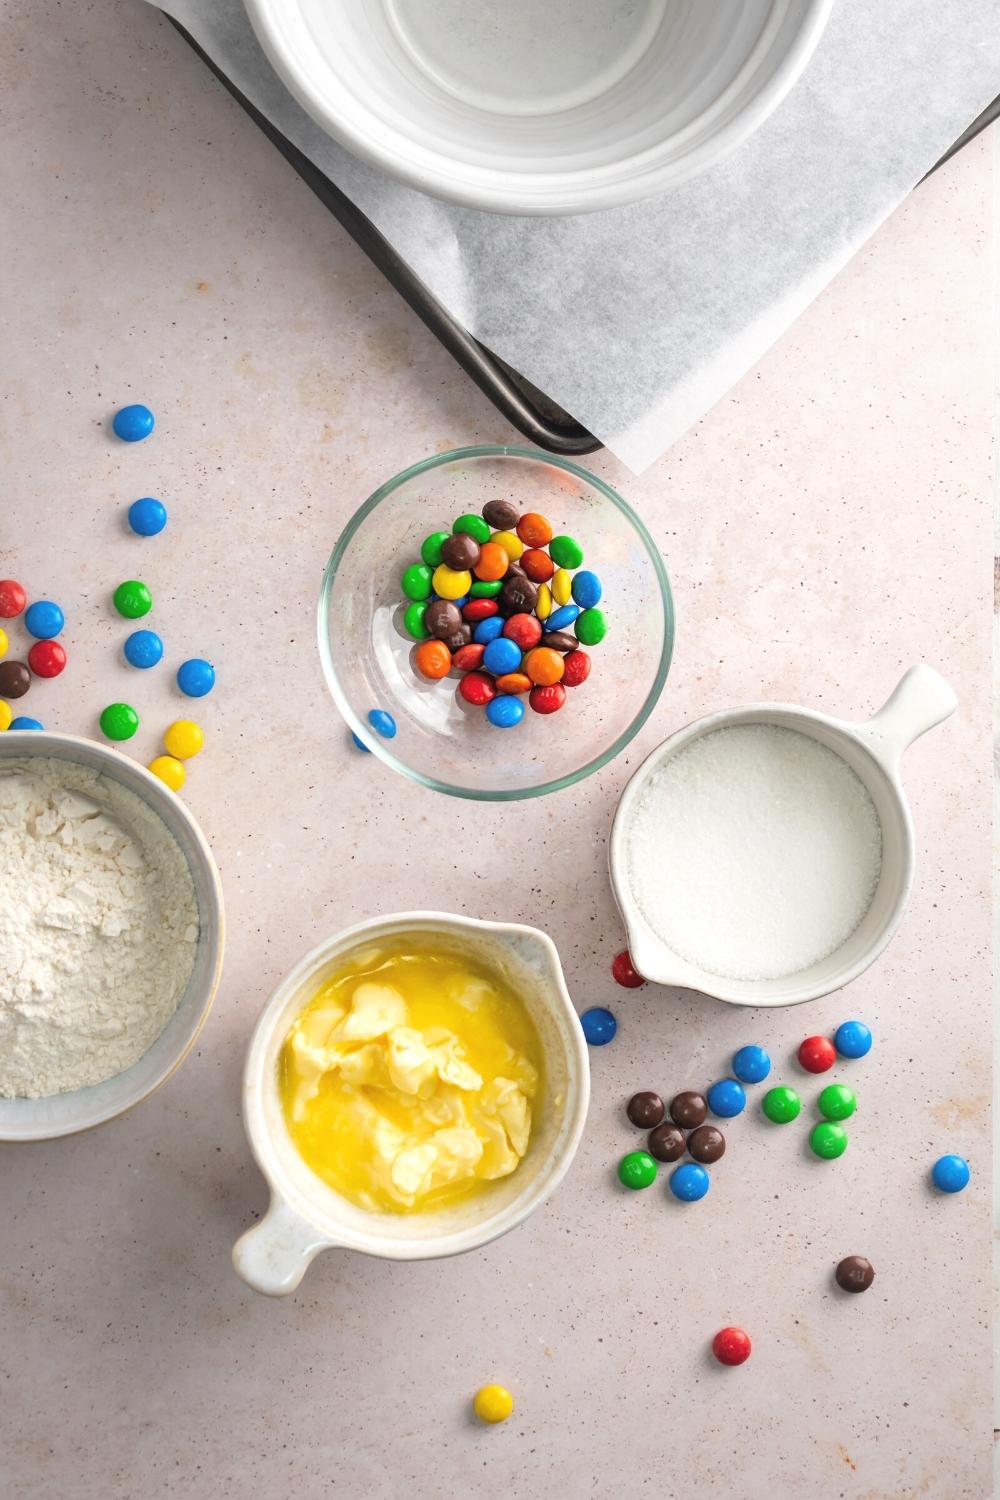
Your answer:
[516,512,553,547]
[574,608,606,646]
[128,497,167,536]
[462,598,499,623]
[176,658,215,698]
[712,1328,751,1366]
[9,716,43,730]
[490,530,524,562]
[798,1036,836,1073]
[367,709,397,739]
[580,1007,616,1045]
[551,568,572,606]
[931,1154,970,1193]
[834,1020,872,1059]
[0,581,26,618]
[474,542,509,582]
[562,650,591,688]
[485,695,524,729]
[612,950,645,988]
[571,570,602,608]
[123,630,163,669]
[669,1163,710,1202]
[473,1385,513,1424]
[618,1151,657,1190]
[24,601,64,640]
[495,672,531,695]
[523,647,564,686]
[413,640,451,680]
[535,583,553,621]
[432,565,472,601]
[0,701,10,731]
[546,603,580,632]
[452,513,491,544]
[452,643,485,672]
[520,549,555,584]
[100,702,139,741]
[113,580,152,619]
[502,614,542,652]
[28,640,67,678]
[483,637,522,677]
[420,531,450,568]
[529,683,566,715]
[459,672,497,706]
[112,404,154,442]
[403,601,430,640]
[469,579,503,599]
[549,535,583,569]
[148,755,185,791]
[0,628,6,661]
[163,720,204,759]
[473,616,504,645]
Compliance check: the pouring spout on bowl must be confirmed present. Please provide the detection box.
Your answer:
[233,1195,337,1296]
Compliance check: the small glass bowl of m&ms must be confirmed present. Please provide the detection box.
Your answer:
[319,446,673,799]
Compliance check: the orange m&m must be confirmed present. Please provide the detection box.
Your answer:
[516,512,553,547]
[523,647,564,686]
[474,542,509,582]
[413,640,452,680]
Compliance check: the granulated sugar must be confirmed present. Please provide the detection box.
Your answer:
[625,725,882,981]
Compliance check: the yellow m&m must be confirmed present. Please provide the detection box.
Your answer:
[163,719,204,760]
[148,755,186,792]
[552,568,573,606]
[489,530,524,562]
[0,627,7,661]
[0,700,11,732]
[473,1385,513,1424]
[431,565,472,601]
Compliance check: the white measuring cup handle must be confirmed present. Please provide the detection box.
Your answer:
[232,1196,334,1296]
[861,664,957,769]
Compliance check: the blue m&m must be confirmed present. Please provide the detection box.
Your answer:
[834,1021,872,1059]
[732,1045,771,1084]
[482,637,521,676]
[669,1163,710,1202]
[127,497,168,536]
[10,716,43,730]
[113,404,155,442]
[580,1007,616,1046]
[367,709,396,739]
[545,604,581,632]
[24,600,64,639]
[706,1079,746,1118]
[486,695,524,729]
[124,630,163,669]
[931,1154,969,1193]
[570,571,602,609]
[177,658,215,697]
[473,616,504,646]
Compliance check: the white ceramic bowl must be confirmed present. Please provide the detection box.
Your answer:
[609,665,957,1006]
[233,913,590,1294]
[0,733,224,1140]
[243,0,834,215]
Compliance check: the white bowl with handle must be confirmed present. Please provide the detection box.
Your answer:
[233,912,589,1294]
[243,0,833,215]
[609,665,957,1006]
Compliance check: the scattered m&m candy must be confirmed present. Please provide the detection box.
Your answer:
[931,1154,969,1193]
[473,1385,513,1424]
[112,403,155,442]
[817,1084,856,1121]
[688,1125,726,1163]
[0,580,26,617]
[761,1086,800,1124]
[611,950,645,988]
[28,640,66,678]
[485,696,524,728]
[669,1163,710,1202]
[580,1007,616,1046]
[618,1151,657,1190]
[0,701,11,731]
[124,630,163,669]
[809,1122,847,1160]
[9,716,43,731]
[835,1256,875,1293]
[114,580,153,619]
[626,1092,664,1128]
[163,719,204,759]
[177,658,215,697]
[732,1045,771,1084]
[834,1020,872,1059]
[0,661,31,699]
[798,1035,836,1073]
[148,755,185,791]
[100,702,139,741]
[128,497,168,536]
[712,1327,751,1366]
[706,1079,745,1119]
[0,628,6,661]
[24,600,64,640]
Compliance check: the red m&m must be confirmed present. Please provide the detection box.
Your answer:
[798,1036,836,1073]
[712,1327,751,1366]
[0,580,26,618]
[28,640,67,678]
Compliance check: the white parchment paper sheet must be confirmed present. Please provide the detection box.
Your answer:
[147,0,1000,471]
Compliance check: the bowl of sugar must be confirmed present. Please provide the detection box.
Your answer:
[609,665,957,1006]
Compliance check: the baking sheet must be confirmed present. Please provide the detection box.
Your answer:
[146,0,1000,472]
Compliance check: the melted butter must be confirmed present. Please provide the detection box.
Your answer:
[279,940,544,1214]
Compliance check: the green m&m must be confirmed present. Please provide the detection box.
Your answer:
[810,1122,848,1159]
[762,1086,801,1124]
[420,531,450,568]
[618,1150,657,1190]
[100,702,139,741]
[403,602,430,640]
[469,579,503,599]
[113,580,152,619]
[818,1084,856,1121]
[400,564,433,602]
[452,513,491,544]
[575,608,607,646]
[549,534,583,569]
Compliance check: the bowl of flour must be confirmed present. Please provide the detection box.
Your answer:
[0,734,223,1139]
[609,666,957,1006]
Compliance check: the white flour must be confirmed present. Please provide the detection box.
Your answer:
[0,757,199,1098]
[626,725,883,981]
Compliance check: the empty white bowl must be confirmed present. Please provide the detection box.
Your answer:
[243,0,834,214]
[233,913,589,1293]
[0,733,224,1140]
[609,666,957,1006]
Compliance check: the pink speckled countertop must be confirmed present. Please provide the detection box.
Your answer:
[0,4,993,1497]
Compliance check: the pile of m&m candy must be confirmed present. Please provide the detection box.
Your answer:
[399,499,606,728]
[0,580,68,731]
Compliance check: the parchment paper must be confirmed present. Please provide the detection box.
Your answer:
[146,0,1000,471]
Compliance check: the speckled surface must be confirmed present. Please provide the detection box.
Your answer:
[0,4,992,1496]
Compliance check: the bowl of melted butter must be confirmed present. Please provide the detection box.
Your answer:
[233,914,589,1294]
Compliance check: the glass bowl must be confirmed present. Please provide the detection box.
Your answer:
[318,446,674,800]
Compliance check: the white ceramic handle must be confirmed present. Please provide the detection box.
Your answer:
[232,1196,334,1296]
[861,664,957,768]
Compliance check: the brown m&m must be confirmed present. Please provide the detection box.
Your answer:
[441,533,481,571]
[670,1091,707,1129]
[0,660,31,699]
[687,1125,726,1163]
[835,1255,875,1293]
[647,1123,686,1162]
[626,1091,664,1129]
[482,498,520,531]
[424,600,462,640]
